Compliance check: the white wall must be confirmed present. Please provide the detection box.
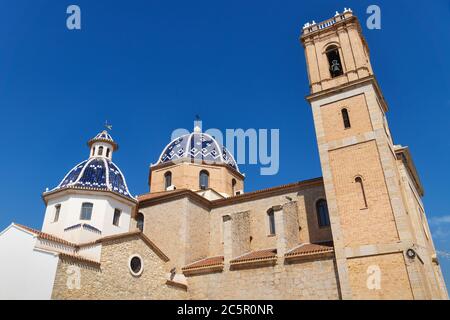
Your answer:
[0,226,59,300]
[42,191,132,243]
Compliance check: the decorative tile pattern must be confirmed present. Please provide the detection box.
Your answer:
[54,158,134,199]
[158,132,239,171]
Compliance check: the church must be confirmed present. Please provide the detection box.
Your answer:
[0,9,447,300]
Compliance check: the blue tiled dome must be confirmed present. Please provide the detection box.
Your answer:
[156,132,239,172]
[53,157,135,200]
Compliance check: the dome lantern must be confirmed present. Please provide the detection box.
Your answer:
[87,130,118,160]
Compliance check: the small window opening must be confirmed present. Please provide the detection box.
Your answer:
[342,108,351,129]
[355,177,368,209]
[136,212,144,232]
[316,199,330,227]
[53,204,61,222]
[113,208,121,226]
[80,202,93,220]
[199,170,209,190]
[164,171,172,189]
[268,209,276,235]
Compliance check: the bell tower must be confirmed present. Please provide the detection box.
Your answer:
[301,9,448,299]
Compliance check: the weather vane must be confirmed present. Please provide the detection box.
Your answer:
[105,120,113,131]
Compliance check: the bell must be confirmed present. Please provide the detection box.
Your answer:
[331,60,341,73]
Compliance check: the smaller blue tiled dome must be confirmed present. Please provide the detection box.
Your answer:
[54,158,134,200]
[50,130,134,200]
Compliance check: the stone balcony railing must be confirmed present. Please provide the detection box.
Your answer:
[302,8,353,35]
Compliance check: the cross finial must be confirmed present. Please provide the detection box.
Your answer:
[105,120,113,131]
[194,115,202,133]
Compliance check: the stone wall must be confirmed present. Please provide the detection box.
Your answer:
[52,235,186,299]
[321,93,373,143]
[328,140,399,247]
[209,185,332,257]
[230,211,251,258]
[150,162,244,196]
[282,201,300,251]
[140,197,189,269]
[186,257,340,299]
[139,196,212,269]
[185,199,211,265]
[347,253,413,299]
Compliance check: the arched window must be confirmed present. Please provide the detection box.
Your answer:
[326,45,343,78]
[342,108,351,129]
[199,170,209,190]
[53,204,61,222]
[113,208,121,226]
[355,177,368,209]
[80,202,93,220]
[267,209,276,235]
[231,178,236,195]
[164,171,172,189]
[106,148,110,158]
[316,199,330,227]
[91,148,95,156]
[136,212,144,232]
[98,146,104,156]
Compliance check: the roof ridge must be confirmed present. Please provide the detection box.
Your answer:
[78,230,170,262]
[139,177,324,209]
[230,248,277,264]
[285,243,309,254]
[59,253,101,267]
[13,223,77,247]
[137,188,188,200]
[284,243,334,258]
[213,177,323,203]
[182,256,224,270]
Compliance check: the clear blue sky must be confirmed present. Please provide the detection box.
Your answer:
[1,0,449,290]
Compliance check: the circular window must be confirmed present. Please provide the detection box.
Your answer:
[128,255,143,276]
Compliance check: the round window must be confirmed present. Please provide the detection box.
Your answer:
[128,255,143,276]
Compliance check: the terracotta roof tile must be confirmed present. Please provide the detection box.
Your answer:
[211,177,323,207]
[14,223,77,247]
[230,248,277,264]
[165,279,188,291]
[182,256,224,271]
[78,230,170,262]
[137,189,186,202]
[138,178,324,209]
[285,243,334,258]
[14,224,170,263]
[59,253,101,267]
